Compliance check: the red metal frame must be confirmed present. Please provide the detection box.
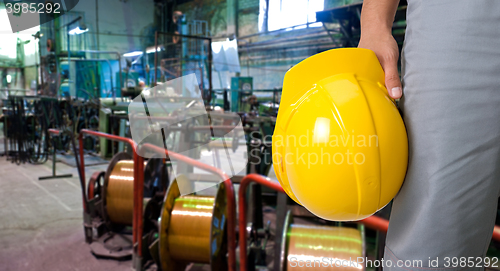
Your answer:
[359,215,390,233]
[238,174,285,271]
[237,174,500,271]
[125,117,239,133]
[87,171,100,200]
[140,143,237,271]
[48,128,60,135]
[66,128,500,269]
[77,130,238,270]
[494,227,500,242]
[77,129,145,258]
[359,214,500,243]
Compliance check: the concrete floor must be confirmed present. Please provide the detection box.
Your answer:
[0,152,132,271]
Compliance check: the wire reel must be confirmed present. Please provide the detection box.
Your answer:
[86,152,171,260]
[103,152,170,226]
[158,175,228,271]
[104,152,135,225]
[280,211,365,271]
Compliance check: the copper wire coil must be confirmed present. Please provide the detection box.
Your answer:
[106,157,162,225]
[159,178,228,271]
[286,224,363,270]
[106,159,155,225]
[106,160,136,225]
[167,195,216,263]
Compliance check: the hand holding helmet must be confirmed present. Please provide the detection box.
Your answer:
[272,48,408,221]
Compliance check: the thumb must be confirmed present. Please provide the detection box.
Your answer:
[383,62,402,99]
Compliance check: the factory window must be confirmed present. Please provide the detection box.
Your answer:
[259,0,324,32]
[0,6,40,60]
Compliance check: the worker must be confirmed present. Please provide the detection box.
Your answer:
[358,1,500,270]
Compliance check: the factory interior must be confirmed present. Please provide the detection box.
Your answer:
[1,0,500,270]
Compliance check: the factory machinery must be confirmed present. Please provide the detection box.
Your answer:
[0,7,414,270]
[43,111,402,271]
[42,104,500,271]
[2,95,100,165]
[8,74,500,271]
[6,39,500,271]
[6,66,480,271]
[4,5,500,270]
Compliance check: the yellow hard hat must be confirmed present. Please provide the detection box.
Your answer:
[272,48,408,221]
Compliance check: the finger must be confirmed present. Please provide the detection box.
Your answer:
[382,61,402,99]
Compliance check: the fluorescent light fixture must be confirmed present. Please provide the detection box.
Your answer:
[6,75,12,84]
[69,26,89,35]
[123,51,143,57]
[145,46,163,54]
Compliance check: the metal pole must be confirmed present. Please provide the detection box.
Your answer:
[208,38,212,104]
[38,129,73,180]
[154,31,158,87]
[95,0,99,51]
[52,145,56,175]
[67,29,70,96]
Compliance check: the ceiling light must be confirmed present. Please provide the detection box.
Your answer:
[123,51,143,57]
[68,26,88,35]
[145,46,163,54]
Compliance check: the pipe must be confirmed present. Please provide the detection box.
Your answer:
[238,174,284,271]
[239,37,338,51]
[240,42,343,53]
[155,31,212,41]
[238,30,333,48]
[154,31,158,87]
[237,21,325,40]
[140,143,237,271]
[359,215,390,233]
[359,215,500,244]
[48,128,60,135]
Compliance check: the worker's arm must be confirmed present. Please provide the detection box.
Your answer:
[358,0,402,99]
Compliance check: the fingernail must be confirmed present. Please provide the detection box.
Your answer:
[390,87,402,98]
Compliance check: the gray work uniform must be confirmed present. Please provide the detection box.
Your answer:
[384,1,500,270]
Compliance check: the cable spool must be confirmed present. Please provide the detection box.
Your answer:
[104,152,169,225]
[103,152,133,225]
[280,211,365,271]
[159,175,228,271]
[107,159,136,225]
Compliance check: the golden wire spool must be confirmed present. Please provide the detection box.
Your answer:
[105,152,150,225]
[169,195,214,262]
[280,211,364,271]
[107,160,135,225]
[103,152,132,225]
[159,175,228,271]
